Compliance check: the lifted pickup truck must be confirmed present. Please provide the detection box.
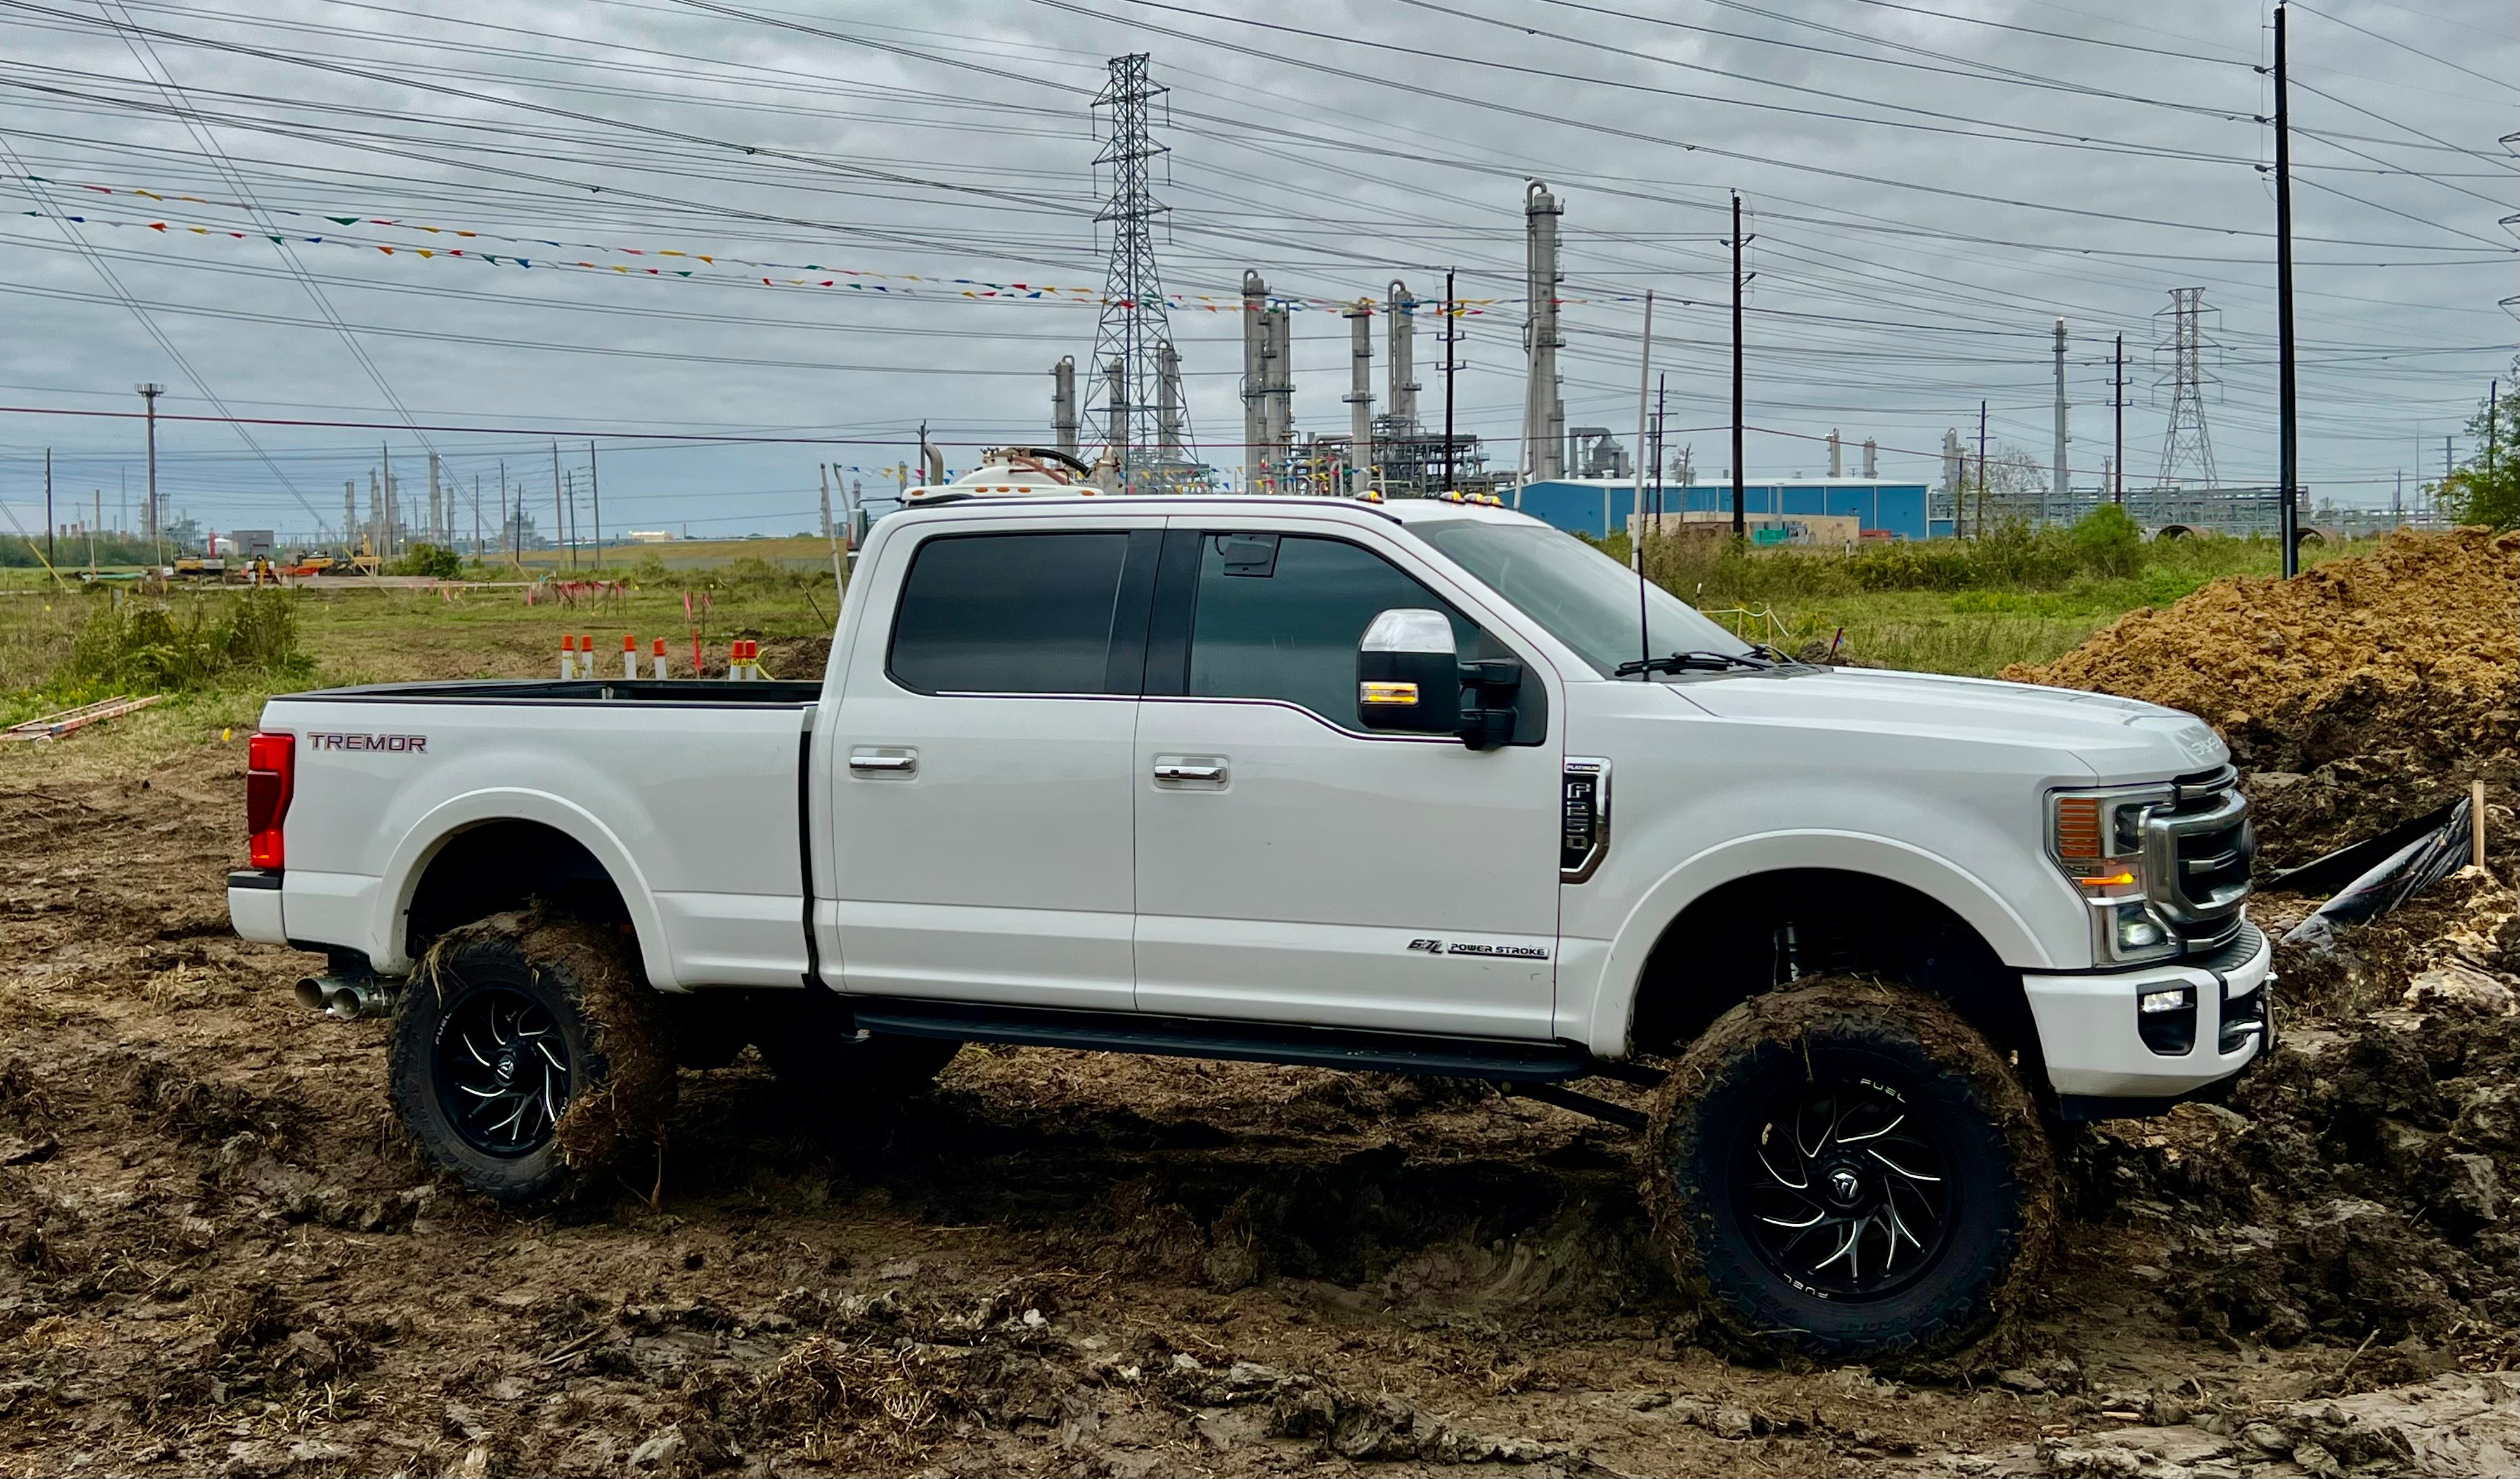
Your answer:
[230,488,2268,1359]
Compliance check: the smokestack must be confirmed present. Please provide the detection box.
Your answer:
[1052,356,1078,457]
[1827,429,1842,479]
[1241,271,1270,489]
[1386,280,1419,429]
[1345,298,1376,494]
[1523,181,1565,482]
[1156,342,1183,463]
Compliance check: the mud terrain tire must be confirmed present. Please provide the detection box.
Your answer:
[1643,978,2053,1361]
[751,990,962,1114]
[389,914,676,1205]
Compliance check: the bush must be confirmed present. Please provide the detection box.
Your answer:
[67,588,309,693]
[2066,504,2144,579]
[391,543,465,579]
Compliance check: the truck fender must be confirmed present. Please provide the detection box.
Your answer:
[1579,829,2056,1059]
[374,788,678,988]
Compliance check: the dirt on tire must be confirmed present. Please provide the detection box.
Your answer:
[1644,978,2057,1366]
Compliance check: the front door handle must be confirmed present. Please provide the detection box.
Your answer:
[848,749,917,776]
[1153,761,1225,784]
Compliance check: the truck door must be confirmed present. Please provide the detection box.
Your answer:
[1132,524,1563,1040]
[826,521,1158,1010]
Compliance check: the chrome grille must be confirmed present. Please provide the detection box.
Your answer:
[2143,768,2254,953]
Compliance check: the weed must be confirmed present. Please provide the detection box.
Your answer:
[60,587,309,695]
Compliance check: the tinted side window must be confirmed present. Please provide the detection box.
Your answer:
[1187,534,1473,722]
[889,532,1129,694]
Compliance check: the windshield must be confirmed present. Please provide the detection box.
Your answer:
[1412,519,1752,677]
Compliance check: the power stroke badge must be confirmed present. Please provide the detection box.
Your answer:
[1407,938,1549,960]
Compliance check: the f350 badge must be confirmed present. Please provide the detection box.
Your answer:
[1408,938,1549,960]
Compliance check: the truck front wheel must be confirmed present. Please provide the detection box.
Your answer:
[389,914,676,1205]
[1642,979,2053,1361]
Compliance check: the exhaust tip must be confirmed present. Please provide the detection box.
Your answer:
[294,977,327,1011]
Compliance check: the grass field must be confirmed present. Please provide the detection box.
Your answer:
[0,519,2381,765]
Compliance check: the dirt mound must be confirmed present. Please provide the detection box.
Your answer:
[2004,527,2517,868]
[2067,872,2520,1375]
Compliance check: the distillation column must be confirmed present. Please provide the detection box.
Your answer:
[1345,299,1376,494]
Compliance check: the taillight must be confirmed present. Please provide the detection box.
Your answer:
[246,731,294,870]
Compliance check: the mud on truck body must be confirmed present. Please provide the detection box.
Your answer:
[231,482,2270,1360]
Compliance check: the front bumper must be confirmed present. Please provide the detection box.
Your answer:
[2022,917,2271,1100]
[228,869,288,944]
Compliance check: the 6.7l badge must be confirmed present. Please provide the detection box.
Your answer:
[1407,938,1549,960]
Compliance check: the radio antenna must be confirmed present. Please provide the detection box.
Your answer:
[1631,288,1655,680]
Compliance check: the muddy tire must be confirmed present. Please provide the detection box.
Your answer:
[751,990,961,1114]
[1643,978,2053,1362]
[389,914,677,1205]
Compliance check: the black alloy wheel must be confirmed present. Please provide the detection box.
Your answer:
[436,982,573,1158]
[1735,1082,1953,1301]
[1642,979,2054,1361]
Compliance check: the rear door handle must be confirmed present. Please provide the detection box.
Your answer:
[1153,761,1225,784]
[848,749,917,776]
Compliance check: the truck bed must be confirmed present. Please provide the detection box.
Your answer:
[249,680,817,987]
[297,678,823,706]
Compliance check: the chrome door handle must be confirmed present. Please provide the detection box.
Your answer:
[1153,762,1225,783]
[848,751,917,775]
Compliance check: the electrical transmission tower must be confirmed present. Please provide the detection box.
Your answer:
[1085,54,1197,493]
[2153,287,2220,488]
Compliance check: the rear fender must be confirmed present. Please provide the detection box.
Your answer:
[376,789,675,986]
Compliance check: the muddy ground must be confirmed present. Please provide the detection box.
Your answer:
[1,738,2512,1478]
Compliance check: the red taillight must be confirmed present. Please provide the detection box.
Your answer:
[247,731,294,870]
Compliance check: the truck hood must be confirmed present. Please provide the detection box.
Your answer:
[1674,666,2228,783]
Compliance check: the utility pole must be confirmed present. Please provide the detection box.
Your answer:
[2274,3,2300,576]
[587,441,603,568]
[551,441,567,571]
[2113,334,2126,503]
[472,473,481,558]
[499,460,511,566]
[2052,317,2069,517]
[1630,289,1655,568]
[1976,399,1990,538]
[44,448,53,567]
[1651,372,1668,533]
[1442,267,1459,493]
[89,489,98,573]
[1729,191,1750,539]
[135,382,164,559]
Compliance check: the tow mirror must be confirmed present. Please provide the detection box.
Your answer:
[1357,609,1461,735]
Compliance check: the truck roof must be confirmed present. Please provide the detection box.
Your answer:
[892,490,1539,527]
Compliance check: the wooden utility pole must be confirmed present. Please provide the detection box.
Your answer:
[2113,334,2126,504]
[551,440,567,571]
[1729,192,1748,538]
[2275,3,2300,576]
[43,448,53,568]
[586,440,603,569]
[1442,267,1458,493]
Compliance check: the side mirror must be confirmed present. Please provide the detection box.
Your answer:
[1357,609,1461,735]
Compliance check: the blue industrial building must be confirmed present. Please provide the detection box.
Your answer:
[1511,477,1935,541]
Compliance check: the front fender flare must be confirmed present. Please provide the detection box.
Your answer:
[374,788,676,988]
[1580,830,2056,1059]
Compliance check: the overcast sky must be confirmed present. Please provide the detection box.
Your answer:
[0,0,2512,545]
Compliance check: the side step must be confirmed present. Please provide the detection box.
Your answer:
[850,999,1605,1085]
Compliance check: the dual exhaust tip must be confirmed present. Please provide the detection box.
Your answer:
[294,975,391,1019]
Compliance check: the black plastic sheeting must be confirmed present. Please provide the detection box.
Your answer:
[2279,794,2475,955]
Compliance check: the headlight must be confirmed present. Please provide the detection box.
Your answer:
[2051,788,2178,964]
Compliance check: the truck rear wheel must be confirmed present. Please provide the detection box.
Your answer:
[389,914,676,1205]
[1642,979,2053,1361]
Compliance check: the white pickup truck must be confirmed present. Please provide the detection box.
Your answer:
[229,484,2268,1359]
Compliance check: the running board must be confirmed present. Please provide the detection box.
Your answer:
[849,1000,1606,1084]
